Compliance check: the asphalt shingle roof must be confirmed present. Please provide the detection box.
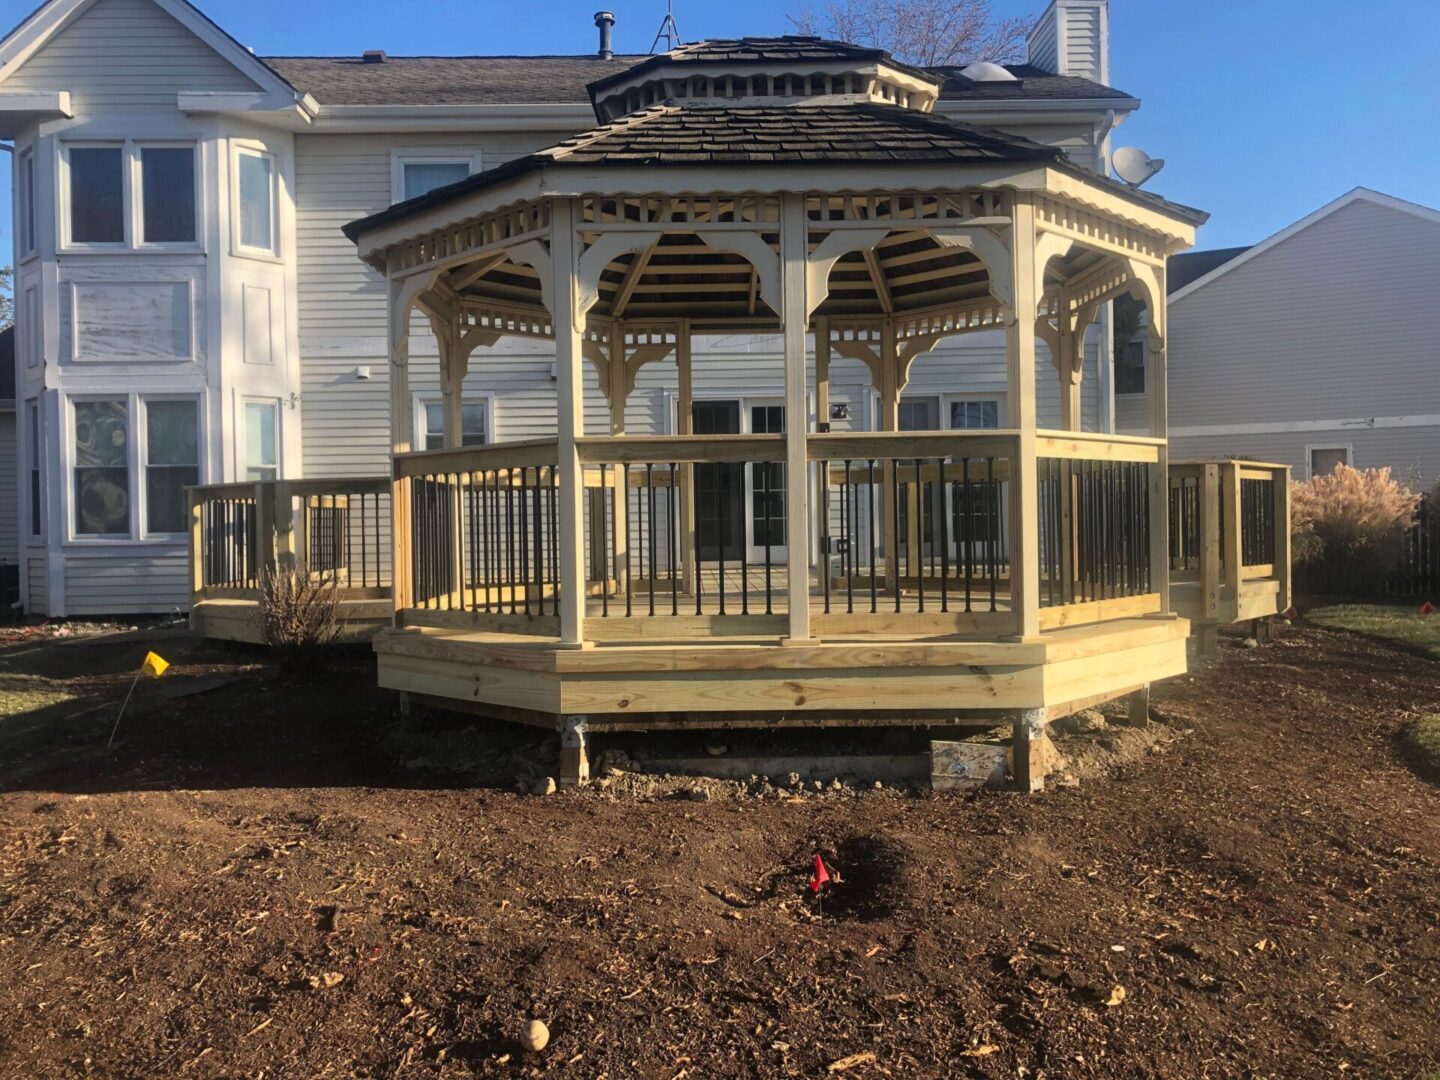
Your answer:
[933,63,1136,102]
[1167,247,1251,293]
[344,101,1205,243]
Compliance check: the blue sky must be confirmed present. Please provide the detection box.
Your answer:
[2,0,1437,257]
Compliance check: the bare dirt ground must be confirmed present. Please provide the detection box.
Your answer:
[1,619,1438,1079]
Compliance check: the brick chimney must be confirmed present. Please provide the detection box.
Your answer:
[1027,0,1109,85]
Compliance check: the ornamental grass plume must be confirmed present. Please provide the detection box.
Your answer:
[1291,464,1417,596]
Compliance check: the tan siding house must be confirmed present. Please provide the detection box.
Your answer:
[1131,190,1440,485]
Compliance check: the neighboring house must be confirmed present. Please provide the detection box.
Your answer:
[1119,188,1440,486]
[0,0,1133,616]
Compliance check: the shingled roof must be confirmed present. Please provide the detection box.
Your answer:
[264,53,1131,108]
[345,101,1205,243]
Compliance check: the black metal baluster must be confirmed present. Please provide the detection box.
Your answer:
[868,459,877,614]
[892,459,902,614]
[623,463,633,617]
[647,463,657,617]
[987,457,997,613]
[844,460,855,614]
[914,459,925,613]
[822,460,831,615]
[717,460,727,617]
[669,463,679,617]
[939,460,950,613]
[961,459,973,613]
[600,464,610,618]
[763,459,773,615]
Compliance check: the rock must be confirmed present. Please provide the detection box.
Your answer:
[686,786,711,802]
[533,777,557,796]
[1242,637,1260,649]
[307,971,344,990]
[520,1019,550,1053]
[785,772,802,789]
[829,778,843,791]
[872,780,884,791]
[811,779,823,791]
[1053,709,1107,735]
[1055,772,1081,790]
[705,743,727,757]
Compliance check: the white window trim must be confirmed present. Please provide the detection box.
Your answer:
[414,392,494,449]
[241,396,283,482]
[1305,443,1353,480]
[64,393,205,543]
[391,149,484,205]
[231,142,282,262]
[138,396,203,540]
[867,391,1007,431]
[58,139,203,254]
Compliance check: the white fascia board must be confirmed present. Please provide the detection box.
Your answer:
[0,0,90,84]
[311,102,598,134]
[0,89,72,136]
[178,90,317,128]
[1169,187,1440,306]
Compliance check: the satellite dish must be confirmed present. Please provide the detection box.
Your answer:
[1112,146,1165,187]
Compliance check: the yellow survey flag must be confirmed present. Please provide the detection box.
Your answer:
[140,651,170,677]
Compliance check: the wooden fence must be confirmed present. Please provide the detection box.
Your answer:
[1390,493,1440,600]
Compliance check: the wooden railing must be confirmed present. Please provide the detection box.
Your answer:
[1168,459,1291,624]
[188,477,392,607]
[388,431,1175,639]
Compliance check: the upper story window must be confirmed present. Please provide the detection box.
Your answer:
[62,141,199,249]
[392,150,482,204]
[235,147,278,256]
[420,397,489,450]
[18,149,36,256]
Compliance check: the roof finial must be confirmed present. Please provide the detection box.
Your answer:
[650,0,681,54]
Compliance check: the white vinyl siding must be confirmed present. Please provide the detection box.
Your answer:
[63,549,189,614]
[1165,199,1440,485]
[27,555,49,615]
[4,0,261,113]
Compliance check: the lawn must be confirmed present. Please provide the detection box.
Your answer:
[1306,601,1440,656]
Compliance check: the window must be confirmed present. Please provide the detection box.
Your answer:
[23,286,39,368]
[245,401,279,481]
[74,399,130,535]
[19,150,36,255]
[139,146,196,244]
[421,400,488,450]
[392,151,481,204]
[68,145,125,244]
[950,399,1001,430]
[64,142,199,248]
[1308,445,1351,479]
[26,401,42,538]
[1115,339,1146,395]
[236,148,277,254]
[144,401,199,534]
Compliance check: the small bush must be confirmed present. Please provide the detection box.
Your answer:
[1291,465,1417,596]
[258,563,341,669]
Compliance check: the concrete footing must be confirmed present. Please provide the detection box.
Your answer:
[1122,684,1151,729]
[559,715,590,786]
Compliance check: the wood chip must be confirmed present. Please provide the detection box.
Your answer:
[244,1017,272,1037]
[959,1044,999,1057]
[827,1050,876,1072]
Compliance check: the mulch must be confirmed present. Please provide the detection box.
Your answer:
[1,619,1438,1078]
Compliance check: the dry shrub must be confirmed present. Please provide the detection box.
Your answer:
[1291,464,1417,596]
[259,563,340,669]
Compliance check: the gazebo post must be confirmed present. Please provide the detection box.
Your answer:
[1008,195,1042,639]
[388,276,417,616]
[551,198,589,647]
[608,325,629,600]
[676,319,695,594]
[1057,291,1082,432]
[1144,269,1171,613]
[780,193,814,643]
[878,317,900,595]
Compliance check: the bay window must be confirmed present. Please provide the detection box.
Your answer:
[63,141,199,248]
[73,399,130,535]
[19,149,36,256]
[144,400,199,534]
[236,147,278,255]
[27,400,42,538]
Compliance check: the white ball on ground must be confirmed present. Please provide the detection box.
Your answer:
[520,1019,550,1052]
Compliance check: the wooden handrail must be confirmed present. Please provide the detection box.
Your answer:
[394,439,560,477]
[808,430,1018,461]
[1036,430,1163,464]
[578,434,784,464]
[187,481,260,500]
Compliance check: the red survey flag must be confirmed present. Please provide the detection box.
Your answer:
[1421,601,1436,616]
[1283,606,1298,620]
[809,855,831,894]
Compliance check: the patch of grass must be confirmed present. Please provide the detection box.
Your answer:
[1306,603,1440,657]
[1403,715,1440,779]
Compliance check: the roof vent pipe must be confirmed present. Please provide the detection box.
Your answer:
[362,50,386,64]
[595,11,615,60]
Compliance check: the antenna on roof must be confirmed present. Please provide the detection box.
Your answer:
[650,0,681,54]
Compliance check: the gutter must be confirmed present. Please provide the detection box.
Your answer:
[310,102,600,134]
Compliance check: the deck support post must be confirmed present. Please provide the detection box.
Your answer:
[551,198,589,647]
[559,715,590,786]
[1123,684,1151,728]
[780,192,814,643]
[1195,623,1219,656]
[1011,708,1049,793]
[1008,195,1041,638]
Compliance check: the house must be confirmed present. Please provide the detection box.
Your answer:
[1118,188,1440,486]
[0,0,1140,618]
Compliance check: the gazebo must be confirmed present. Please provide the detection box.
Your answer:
[331,38,1267,789]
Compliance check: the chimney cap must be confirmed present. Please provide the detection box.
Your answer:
[362,49,387,64]
[594,10,615,24]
